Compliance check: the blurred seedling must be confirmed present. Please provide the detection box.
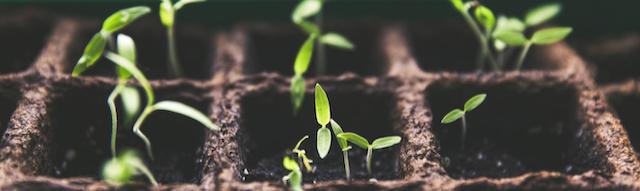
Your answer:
[291,135,314,172]
[159,0,206,77]
[336,132,401,176]
[282,156,304,191]
[103,150,158,186]
[440,94,486,149]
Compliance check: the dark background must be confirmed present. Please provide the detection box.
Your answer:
[0,0,637,40]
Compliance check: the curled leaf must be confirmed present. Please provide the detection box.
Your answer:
[283,156,300,171]
[474,5,495,31]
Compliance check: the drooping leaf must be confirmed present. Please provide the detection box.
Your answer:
[314,83,331,126]
[174,0,206,10]
[120,86,141,125]
[320,33,354,50]
[493,30,528,46]
[292,0,322,23]
[464,94,487,112]
[525,3,561,26]
[474,5,495,31]
[441,109,464,124]
[283,156,299,171]
[116,34,136,80]
[104,52,153,105]
[337,132,370,149]
[73,33,107,76]
[330,119,348,150]
[294,35,316,75]
[102,6,151,34]
[371,136,402,150]
[290,75,306,113]
[152,100,220,131]
[160,0,175,27]
[530,27,572,45]
[317,127,331,158]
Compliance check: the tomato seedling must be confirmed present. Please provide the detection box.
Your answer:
[441,94,486,149]
[336,132,401,176]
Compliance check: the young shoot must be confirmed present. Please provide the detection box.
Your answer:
[494,27,572,70]
[441,94,486,149]
[282,156,303,191]
[330,119,352,180]
[449,0,498,71]
[292,135,314,172]
[103,150,158,186]
[336,132,401,176]
[314,83,332,159]
[159,0,206,77]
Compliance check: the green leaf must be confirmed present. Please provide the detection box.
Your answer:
[314,83,330,126]
[294,35,316,75]
[151,100,220,131]
[283,156,299,171]
[317,127,331,158]
[464,94,487,112]
[493,30,528,46]
[330,119,348,149]
[288,171,303,191]
[121,86,141,125]
[441,109,464,124]
[160,0,175,27]
[495,16,525,33]
[73,33,107,76]
[102,6,151,34]
[474,5,495,31]
[297,21,320,34]
[292,0,322,23]
[449,0,465,12]
[530,27,572,45]
[116,34,136,80]
[290,75,306,114]
[320,33,354,50]
[371,136,402,150]
[337,132,370,149]
[104,52,154,105]
[525,3,561,26]
[174,0,206,10]
[103,158,134,186]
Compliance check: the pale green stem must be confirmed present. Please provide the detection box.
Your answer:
[132,161,159,186]
[315,10,326,76]
[461,115,467,150]
[133,107,155,160]
[515,42,533,71]
[167,25,182,77]
[107,83,126,158]
[366,147,373,176]
[343,150,350,180]
[460,12,499,71]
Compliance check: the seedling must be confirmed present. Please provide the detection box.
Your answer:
[441,94,486,149]
[159,0,206,77]
[336,132,401,176]
[103,150,158,186]
[73,34,220,159]
[330,119,352,179]
[449,0,498,70]
[314,83,332,159]
[290,0,355,113]
[282,156,303,191]
[494,27,572,70]
[291,135,314,172]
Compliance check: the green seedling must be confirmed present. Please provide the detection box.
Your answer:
[282,156,304,191]
[103,150,158,186]
[292,135,314,172]
[73,35,220,159]
[336,132,401,176]
[290,0,355,113]
[73,6,150,76]
[330,119,352,179]
[449,0,498,71]
[314,83,332,159]
[441,94,487,149]
[159,0,206,77]
[493,27,572,70]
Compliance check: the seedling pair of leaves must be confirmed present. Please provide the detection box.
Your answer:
[159,0,206,77]
[449,1,572,71]
[103,149,158,186]
[290,0,355,114]
[441,94,486,149]
[72,7,220,185]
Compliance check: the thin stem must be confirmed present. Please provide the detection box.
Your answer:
[343,150,350,180]
[132,161,159,186]
[107,83,126,158]
[366,147,373,176]
[461,12,499,71]
[314,10,326,76]
[515,42,533,71]
[475,30,492,71]
[133,107,154,160]
[166,25,182,77]
[461,115,467,150]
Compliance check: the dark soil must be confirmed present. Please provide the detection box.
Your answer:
[237,87,401,182]
[65,17,214,80]
[579,34,640,84]
[427,80,586,179]
[0,11,53,74]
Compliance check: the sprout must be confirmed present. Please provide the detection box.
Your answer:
[282,156,304,191]
[330,119,352,179]
[314,83,332,159]
[291,135,314,172]
[159,0,206,77]
[494,27,572,70]
[103,150,158,186]
[441,94,487,149]
[336,132,401,176]
[448,0,499,71]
